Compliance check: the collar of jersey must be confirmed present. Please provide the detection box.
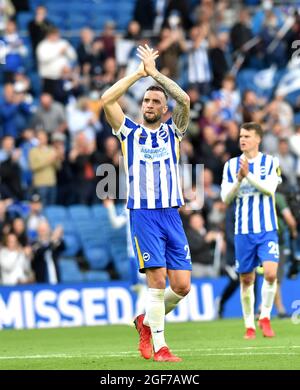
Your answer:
[138,123,164,133]
[241,151,262,163]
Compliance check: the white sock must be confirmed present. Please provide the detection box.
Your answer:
[164,287,184,315]
[144,288,167,352]
[240,283,255,329]
[259,279,277,320]
[135,285,148,318]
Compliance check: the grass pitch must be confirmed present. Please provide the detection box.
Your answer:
[0,319,300,370]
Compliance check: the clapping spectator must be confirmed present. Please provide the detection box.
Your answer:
[0,232,34,285]
[32,221,64,284]
[29,130,60,205]
[28,5,53,60]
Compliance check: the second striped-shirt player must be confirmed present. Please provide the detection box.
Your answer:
[221,122,282,340]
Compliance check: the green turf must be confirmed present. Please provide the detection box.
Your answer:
[0,319,300,370]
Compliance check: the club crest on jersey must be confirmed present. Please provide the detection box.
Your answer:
[260,167,266,176]
[158,129,168,140]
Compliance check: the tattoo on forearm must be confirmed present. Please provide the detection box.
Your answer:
[152,72,190,132]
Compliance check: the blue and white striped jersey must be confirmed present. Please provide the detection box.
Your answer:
[221,153,281,235]
[113,116,184,209]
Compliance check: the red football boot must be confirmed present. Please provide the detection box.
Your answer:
[244,328,256,339]
[154,347,182,362]
[134,314,152,359]
[258,317,275,337]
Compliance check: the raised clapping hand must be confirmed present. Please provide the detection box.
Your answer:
[136,44,159,77]
[237,158,249,182]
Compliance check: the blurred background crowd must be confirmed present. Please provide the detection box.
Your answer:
[0,0,300,292]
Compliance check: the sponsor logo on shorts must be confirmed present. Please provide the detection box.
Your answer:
[143,252,150,262]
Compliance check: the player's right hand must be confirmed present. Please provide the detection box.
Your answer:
[136,61,147,78]
[136,44,159,77]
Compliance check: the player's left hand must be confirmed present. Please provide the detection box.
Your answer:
[239,158,249,177]
[136,44,159,77]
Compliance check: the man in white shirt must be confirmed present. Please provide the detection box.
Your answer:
[37,27,77,99]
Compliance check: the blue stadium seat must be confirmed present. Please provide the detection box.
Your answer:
[17,12,34,31]
[84,270,110,282]
[294,112,300,126]
[44,205,68,220]
[66,14,91,30]
[91,204,107,218]
[113,257,131,281]
[84,247,110,270]
[68,205,92,220]
[59,258,84,282]
[62,233,81,257]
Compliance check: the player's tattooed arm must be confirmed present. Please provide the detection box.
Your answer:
[152,72,190,133]
[137,44,190,133]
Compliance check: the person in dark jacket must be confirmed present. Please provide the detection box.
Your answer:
[32,221,65,284]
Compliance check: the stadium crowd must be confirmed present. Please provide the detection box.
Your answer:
[0,0,300,287]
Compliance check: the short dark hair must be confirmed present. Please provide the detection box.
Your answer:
[145,85,168,101]
[240,122,263,139]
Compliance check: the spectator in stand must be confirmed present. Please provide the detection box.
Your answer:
[186,213,223,278]
[10,0,29,13]
[11,216,29,247]
[157,26,187,80]
[213,74,241,122]
[224,120,240,158]
[0,0,15,33]
[0,199,12,241]
[69,132,99,204]
[92,57,118,93]
[0,135,23,200]
[261,122,282,155]
[164,1,193,30]
[241,89,266,123]
[29,130,60,205]
[30,93,67,136]
[275,138,297,188]
[289,124,300,186]
[77,27,95,73]
[32,221,64,284]
[67,96,101,143]
[202,167,221,216]
[0,83,33,139]
[230,8,253,68]
[28,5,53,60]
[26,193,47,242]
[2,19,27,82]
[0,232,34,285]
[133,0,158,32]
[208,32,230,90]
[100,20,116,59]
[187,23,212,95]
[265,94,294,137]
[18,128,38,191]
[36,27,77,100]
[52,132,75,206]
[55,66,84,105]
